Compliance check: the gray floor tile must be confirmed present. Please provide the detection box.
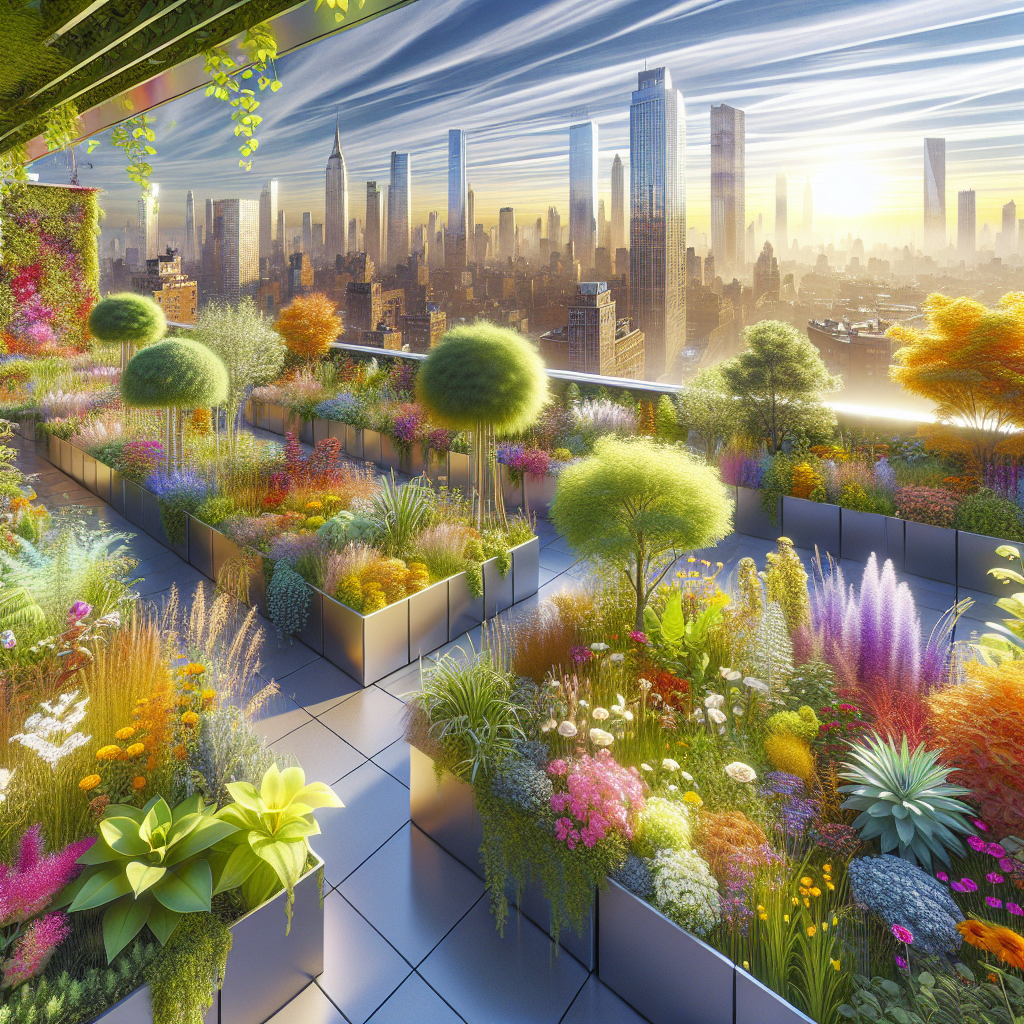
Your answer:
[560,974,650,1023]
[135,565,208,597]
[418,900,588,1024]
[538,567,559,587]
[252,630,322,681]
[426,630,483,662]
[271,718,366,786]
[319,892,411,1024]
[376,660,424,700]
[339,824,484,967]
[277,658,361,717]
[266,982,347,1024]
[538,548,578,573]
[251,693,314,745]
[371,738,411,788]
[319,685,407,758]
[365,973,464,1024]
[312,761,410,885]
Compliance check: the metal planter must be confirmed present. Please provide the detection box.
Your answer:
[320,590,364,681]
[735,967,815,1024]
[58,437,72,474]
[447,451,471,493]
[840,508,887,564]
[735,486,781,540]
[885,517,906,571]
[345,425,363,459]
[187,515,215,579]
[298,586,323,655]
[448,570,484,641]
[482,556,514,619]
[512,536,540,604]
[95,460,111,504]
[46,432,58,466]
[143,487,185,558]
[108,469,126,516]
[18,417,36,441]
[956,529,1021,596]
[404,442,426,477]
[83,452,97,494]
[328,419,347,450]
[312,418,330,445]
[211,529,242,584]
[255,402,269,431]
[524,472,558,519]
[409,580,449,659]
[380,434,402,472]
[781,496,840,558]
[362,428,383,466]
[510,875,595,970]
[70,444,85,485]
[123,479,146,528]
[363,599,410,684]
[598,879,734,1024]
[500,465,523,512]
[425,449,446,486]
[904,520,957,585]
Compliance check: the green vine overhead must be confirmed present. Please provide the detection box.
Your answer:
[315,0,368,23]
[202,22,281,171]
[110,113,157,195]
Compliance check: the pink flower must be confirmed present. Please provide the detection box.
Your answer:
[0,911,70,987]
[550,793,568,814]
[547,760,568,777]
[1007,903,1023,916]
[936,871,948,882]
[892,924,914,945]
[67,601,92,626]
[968,836,987,852]
[987,843,1007,858]
[986,897,1003,909]
[987,873,1005,885]
[959,878,978,893]
[1000,859,1015,873]
[894,955,908,970]
[628,630,649,645]
[951,881,966,892]
[0,826,94,927]
[973,819,989,831]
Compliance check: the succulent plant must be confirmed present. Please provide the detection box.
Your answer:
[839,734,974,869]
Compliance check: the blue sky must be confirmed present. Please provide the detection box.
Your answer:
[31,0,1023,249]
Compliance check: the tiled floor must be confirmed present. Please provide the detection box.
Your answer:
[12,432,996,1023]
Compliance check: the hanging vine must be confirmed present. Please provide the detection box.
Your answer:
[202,22,282,171]
[110,114,157,195]
[314,0,368,22]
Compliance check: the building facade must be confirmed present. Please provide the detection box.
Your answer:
[498,207,516,262]
[447,129,468,267]
[569,121,598,270]
[400,307,447,352]
[213,198,259,305]
[259,180,277,267]
[131,252,197,325]
[325,116,349,264]
[957,190,976,260]
[388,152,411,269]
[184,190,197,266]
[610,154,625,256]
[365,181,383,269]
[710,103,745,274]
[775,172,788,256]
[138,185,160,260]
[924,138,946,253]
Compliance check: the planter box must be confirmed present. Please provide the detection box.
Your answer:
[735,967,816,1024]
[95,460,112,504]
[409,579,449,659]
[840,508,887,564]
[362,429,383,466]
[58,437,72,474]
[447,451,471,494]
[904,520,956,585]
[108,469,126,516]
[83,452,97,494]
[319,590,408,686]
[212,529,242,584]
[782,496,840,558]
[380,434,402,472]
[327,419,347,450]
[188,516,215,579]
[482,556,514,619]
[255,402,270,431]
[312,418,330,445]
[500,465,523,512]
[512,536,540,605]
[885,517,906,572]
[143,487,186,558]
[448,570,484,641]
[321,590,364,681]
[524,472,558,519]
[298,587,324,655]
[70,444,85,485]
[404,442,426,477]
[18,417,36,441]
[736,486,780,540]
[425,449,445,486]
[47,432,58,466]
[345,425,363,460]
[956,529,1021,596]
[599,879,733,1024]
[123,479,146,529]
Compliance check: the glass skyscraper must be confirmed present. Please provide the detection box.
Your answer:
[388,152,411,268]
[447,129,467,266]
[775,172,788,256]
[259,180,277,266]
[610,154,625,256]
[325,116,349,264]
[629,67,685,380]
[924,138,946,253]
[213,198,259,304]
[569,121,598,271]
[365,181,383,270]
[957,190,976,260]
[710,103,744,274]
[184,189,196,266]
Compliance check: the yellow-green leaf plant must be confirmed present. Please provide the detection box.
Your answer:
[110,114,158,195]
[315,0,368,23]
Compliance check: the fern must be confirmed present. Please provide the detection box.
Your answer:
[753,600,794,695]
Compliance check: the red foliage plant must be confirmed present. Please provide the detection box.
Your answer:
[894,486,961,528]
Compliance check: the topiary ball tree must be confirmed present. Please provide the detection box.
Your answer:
[550,436,734,630]
[88,293,166,369]
[417,322,548,524]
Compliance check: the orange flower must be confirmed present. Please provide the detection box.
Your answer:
[987,926,1024,970]
[173,743,188,761]
[132,776,147,791]
[145,755,157,772]
[201,688,216,706]
[957,919,993,951]
[181,711,199,727]
[78,774,101,791]
[95,744,121,761]
[126,743,145,758]
[177,695,193,706]
[115,726,136,740]
[185,663,205,676]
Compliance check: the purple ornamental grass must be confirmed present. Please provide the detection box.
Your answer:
[268,531,323,565]
[873,457,897,495]
[0,825,94,927]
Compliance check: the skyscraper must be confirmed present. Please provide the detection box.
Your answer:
[923,138,946,253]
[598,200,607,251]
[467,184,475,261]
[302,212,312,254]
[312,223,323,265]
[775,173,788,256]
[958,190,976,260]
[366,181,383,269]
[212,198,259,304]
[547,207,561,250]
[185,190,196,265]
[1002,200,1017,254]
[387,152,411,268]
[709,104,745,273]
[259,180,277,266]
[447,129,467,267]
[325,116,349,263]
[138,184,160,260]
[427,211,442,269]
[569,121,598,270]
[276,210,286,260]
[498,207,516,262]
[802,177,813,241]
[629,67,686,379]
[610,154,625,255]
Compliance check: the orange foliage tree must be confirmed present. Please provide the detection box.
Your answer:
[888,292,1024,471]
[275,293,342,365]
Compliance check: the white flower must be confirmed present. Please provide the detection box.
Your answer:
[681,771,694,782]
[0,769,13,803]
[641,763,653,772]
[723,670,742,682]
[609,652,624,663]
[732,706,744,716]
[724,761,758,784]
[668,784,678,792]
[621,710,634,722]
[98,610,122,628]
[743,676,769,694]
[704,694,725,710]
[638,678,652,691]
[590,642,609,652]
[540,718,557,733]
[589,728,614,747]
[591,707,610,721]
[557,720,578,737]
[10,691,92,768]
[579,700,589,709]
[663,758,680,771]
[707,708,727,725]
[692,709,705,723]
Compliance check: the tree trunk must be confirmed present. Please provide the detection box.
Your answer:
[634,551,645,632]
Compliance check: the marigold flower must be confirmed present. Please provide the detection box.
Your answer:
[114,727,136,740]
[807,925,816,937]
[783,914,790,923]
[186,663,205,675]
[95,745,121,761]
[810,887,822,898]
[800,876,813,886]
[987,925,1024,970]
[201,688,216,703]
[132,776,146,791]
[957,919,992,950]
[181,711,199,726]
[125,743,145,758]
[173,743,188,761]
[78,774,101,791]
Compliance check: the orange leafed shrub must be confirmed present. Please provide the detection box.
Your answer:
[926,661,1024,838]
[275,293,342,363]
[790,462,819,499]
[694,809,770,886]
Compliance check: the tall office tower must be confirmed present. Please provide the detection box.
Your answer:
[498,207,516,262]
[302,212,312,254]
[348,218,357,256]
[213,198,259,305]
[138,185,160,260]
[746,221,755,264]
[597,200,607,251]
[1002,201,1017,254]
[427,211,443,269]
[775,173,788,256]
[569,121,598,270]
[185,190,197,265]
[802,176,813,240]
[534,217,543,257]
[957,190,976,260]
[629,67,685,379]
[467,185,475,243]
[923,138,946,253]
[276,210,286,259]
[447,129,468,267]
[258,180,278,265]
[312,223,323,265]
[610,154,625,255]
[709,104,745,273]
[325,115,349,263]
[384,152,411,268]
[365,182,383,269]
[475,223,486,264]
[547,207,561,250]
[202,198,214,274]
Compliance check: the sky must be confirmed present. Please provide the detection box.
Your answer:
[29,0,1024,252]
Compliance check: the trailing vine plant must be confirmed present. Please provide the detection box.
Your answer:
[315,0,368,22]
[202,23,282,171]
[110,114,158,195]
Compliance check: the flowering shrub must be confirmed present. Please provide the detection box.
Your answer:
[390,402,423,454]
[118,439,165,481]
[952,488,1024,541]
[572,399,636,438]
[649,847,721,935]
[497,443,552,481]
[894,486,960,528]
[634,797,693,857]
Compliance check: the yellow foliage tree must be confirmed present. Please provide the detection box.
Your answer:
[888,292,1024,471]
[275,293,342,365]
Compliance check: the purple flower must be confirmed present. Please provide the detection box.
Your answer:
[67,601,92,626]
[960,877,978,893]
[987,843,1007,858]
[951,881,967,892]
[628,630,649,645]
[892,924,914,945]
[936,871,949,882]
[894,955,908,970]
[570,646,592,665]
[1000,858,1015,872]
[973,819,989,832]
[1007,903,1023,916]
[986,897,1003,909]
[987,873,1005,885]
[968,835,988,852]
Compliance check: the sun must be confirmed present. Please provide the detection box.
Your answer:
[813,162,880,222]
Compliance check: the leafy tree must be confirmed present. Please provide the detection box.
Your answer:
[88,293,165,369]
[550,437,733,629]
[654,394,678,441]
[889,292,1024,471]
[675,366,737,461]
[719,320,841,452]
[275,293,341,365]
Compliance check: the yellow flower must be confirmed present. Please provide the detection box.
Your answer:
[95,744,121,761]
[831,959,841,971]
[177,695,193,706]
[807,925,817,937]
[132,776,146,790]
[803,898,810,908]
[742,961,749,970]
[79,774,101,791]
[126,743,145,758]
[758,912,768,921]
[201,688,216,704]
[832,915,838,927]
[174,743,188,761]
[826,882,835,891]
[799,886,809,896]
[682,791,703,806]
[822,922,828,932]
[114,726,136,740]
[823,864,832,873]
[181,711,199,726]
[810,887,822,898]
[783,914,790,924]
[186,663,205,676]
[800,876,813,886]
[791,897,799,906]
[756,905,765,913]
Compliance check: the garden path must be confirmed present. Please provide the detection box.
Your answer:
[9,432,999,1024]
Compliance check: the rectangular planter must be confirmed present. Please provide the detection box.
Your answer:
[70,444,85,485]
[404,442,426,477]
[47,432,58,466]
[736,486,780,540]
[108,469,126,516]
[840,508,887,564]
[447,570,484,641]
[409,580,449,659]
[95,460,112,504]
[512,536,540,604]
[500,465,523,512]
[143,487,186,558]
[380,434,402,472]
[885,517,906,571]
[447,451,471,494]
[123,479,146,529]
[482,556,514,619]
[188,515,215,580]
[782,496,840,558]
[362,429,383,466]
[212,529,242,585]
[321,591,364,682]
[58,437,72,474]
[904,519,956,585]
[426,449,445,486]
[268,403,285,435]
[83,452,97,495]
[328,419,347,450]
[298,586,324,655]
[735,967,816,1024]
[363,599,410,685]
[956,529,1021,596]
[524,472,558,519]
[313,418,330,445]
[255,402,270,431]
[345,425,363,460]
[599,879,734,1024]
[18,417,36,441]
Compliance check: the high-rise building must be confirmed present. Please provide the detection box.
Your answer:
[427,211,442,269]
[597,200,607,251]
[467,184,475,254]
[957,190,976,260]
[302,212,312,254]
[184,190,197,266]
[447,129,468,267]
[569,121,598,270]
[498,207,516,262]
[276,210,286,260]
[212,198,259,305]
[325,116,349,263]
[629,67,686,379]
[348,218,357,256]
[546,207,561,250]
[258,180,277,266]
[610,154,625,255]
[753,241,780,302]
[202,198,214,275]
[312,223,323,265]
[923,138,946,253]
[138,184,160,260]
[802,176,813,240]
[709,104,745,273]
[131,252,198,325]
[1002,201,1017,254]
[366,181,383,269]
[383,152,410,269]
[775,173,788,256]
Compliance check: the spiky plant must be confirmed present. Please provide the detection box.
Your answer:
[838,733,974,869]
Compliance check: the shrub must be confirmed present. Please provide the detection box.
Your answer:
[764,537,811,634]
[148,468,211,544]
[121,337,229,409]
[634,797,693,857]
[953,487,1024,541]
[88,293,165,346]
[488,754,553,813]
[693,809,769,886]
[324,541,375,598]
[612,854,654,898]
[266,562,311,638]
[414,522,474,581]
[926,661,1024,838]
[196,495,236,527]
[317,510,377,549]
[649,848,720,936]
[767,706,820,742]
[790,462,819,499]
[275,293,342,364]
[894,486,960,528]
[763,732,815,783]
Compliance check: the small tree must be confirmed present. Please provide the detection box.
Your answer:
[675,366,736,461]
[417,323,548,526]
[550,436,733,630]
[88,293,165,369]
[719,320,841,452]
[655,394,678,441]
[275,293,341,366]
[121,337,228,467]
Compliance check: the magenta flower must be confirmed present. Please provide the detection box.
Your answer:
[951,881,967,892]
[973,819,989,832]
[1007,903,1023,916]
[570,646,592,665]
[987,843,1007,858]
[628,630,649,645]
[987,872,1005,885]
[546,760,568,777]
[1000,858,1015,872]
[67,601,92,626]
[986,897,1003,909]
[936,871,949,882]
[968,835,988,852]
[960,878,978,893]
[894,955,908,970]
[0,911,70,987]
[892,924,914,945]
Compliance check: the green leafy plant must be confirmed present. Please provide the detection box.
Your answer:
[315,0,368,22]
[109,115,157,194]
[121,338,229,410]
[266,562,311,640]
[838,734,974,869]
[370,474,434,557]
[88,293,166,348]
[643,587,728,684]
[63,795,237,962]
[976,544,1024,664]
